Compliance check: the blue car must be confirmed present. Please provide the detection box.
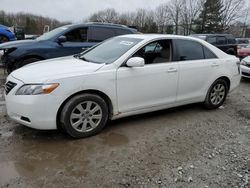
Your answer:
[0,24,16,43]
[0,23,138,73]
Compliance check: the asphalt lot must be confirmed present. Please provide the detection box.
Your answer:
[0,69,249,188]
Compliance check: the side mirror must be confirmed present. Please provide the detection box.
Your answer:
[126,57,145,67]
[57,36,67,44]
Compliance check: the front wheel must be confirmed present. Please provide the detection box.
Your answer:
[204,79,229,109]
[60,94,109,138]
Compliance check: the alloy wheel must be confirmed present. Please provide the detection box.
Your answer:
[210,83,226,105]
[70,101,103,133]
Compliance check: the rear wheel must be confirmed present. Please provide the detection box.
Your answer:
[60,94,109,138]
[204,79,229,109]
[0,35,9,43]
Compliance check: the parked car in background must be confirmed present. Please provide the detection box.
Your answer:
[236,38,249,48]
[237,44,250,59]
[25,34,40,40]
[0,23,138,73]
[240,56,250,78]
[0,24,16,43]
[9,26,25,40]
[190,34,237,56]
[5,34,241,138]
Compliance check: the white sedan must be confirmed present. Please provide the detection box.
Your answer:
[5,34,241,138]
[240,56,250,78]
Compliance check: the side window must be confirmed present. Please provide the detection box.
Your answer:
[207,37,217,45]
[64,28,88,42]
[115,29,132,36]
[175,39,204,61]
[203,46,217,59]
[217,36,227,45]
[228,38,236,44]
[89,27,116,42]
[133,40,172,64]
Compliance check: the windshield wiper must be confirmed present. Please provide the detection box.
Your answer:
[74,54,89,62]
[79,56,90,62]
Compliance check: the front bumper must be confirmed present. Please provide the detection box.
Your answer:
[5,76,61,130]
[240,65,250,78]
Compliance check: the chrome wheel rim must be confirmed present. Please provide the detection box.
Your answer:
[70,101,102,133]
[210,83,226,105]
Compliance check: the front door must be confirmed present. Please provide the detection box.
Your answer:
[117,39,179,113]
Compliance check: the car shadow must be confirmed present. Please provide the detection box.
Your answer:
[11,103,205,141]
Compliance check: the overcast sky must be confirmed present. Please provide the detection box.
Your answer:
[1,0,168,22]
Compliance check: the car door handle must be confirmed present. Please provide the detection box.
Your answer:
[167,68,178,73]
[211,63,219,67]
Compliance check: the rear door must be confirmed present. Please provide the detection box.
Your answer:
[173,39,219,102]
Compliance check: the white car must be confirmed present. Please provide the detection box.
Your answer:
[5,34,241,138]
[240,56,250,78]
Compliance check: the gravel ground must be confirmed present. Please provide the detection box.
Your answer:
[0,70,249,188]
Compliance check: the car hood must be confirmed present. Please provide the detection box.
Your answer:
[243,56,250,63]
[0,39,38,49]
[10,56,105,83]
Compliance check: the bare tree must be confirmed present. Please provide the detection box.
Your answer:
[180,0,204,35]
[154,4,171,33]
[221,0,245,31]
[88,8,118,23]
[165,0,183,34]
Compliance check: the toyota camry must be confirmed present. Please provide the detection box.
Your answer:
[4,34,241,138]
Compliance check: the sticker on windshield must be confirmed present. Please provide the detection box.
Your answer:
[119,41,134,46]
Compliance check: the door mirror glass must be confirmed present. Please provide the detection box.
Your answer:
[126,57,145,67]
[57,36,67,43]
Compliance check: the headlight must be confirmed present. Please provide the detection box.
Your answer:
[16,83,59,95]
[0,50,3,58]
[241,60,247,66]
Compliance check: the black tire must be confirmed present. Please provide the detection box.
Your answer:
[204,79,229,109]
[0,35,9,43]
[7,57,42,74]
[60,93,109,138]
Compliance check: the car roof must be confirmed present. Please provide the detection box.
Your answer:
[191,34,234,37]
[117,34,203,41]
[63,23,137,32]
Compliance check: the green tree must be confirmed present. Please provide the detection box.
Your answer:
[194,0,224,33]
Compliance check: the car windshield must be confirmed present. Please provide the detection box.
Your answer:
[36,26,69,41]
[79,37,142,64]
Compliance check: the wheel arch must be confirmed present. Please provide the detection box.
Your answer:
[21,55,45,61]
[217,76,231,91]
[56,89,114,130]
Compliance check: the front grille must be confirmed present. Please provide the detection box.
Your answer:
[5,81,17,94]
